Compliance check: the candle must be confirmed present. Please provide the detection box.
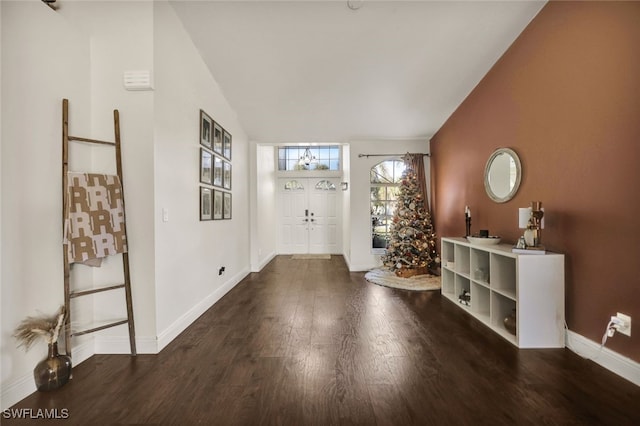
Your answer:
[518,207,531,229]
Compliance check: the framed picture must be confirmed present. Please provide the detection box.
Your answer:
[223,130,232,160]
[200,148,212,185]
[213,155,223,187]
[213,122,223,156]
[213,190,223,220]
[223,161,232,190]
[200,110,212,149]
[200,187,212,220]
[223,192,232,220]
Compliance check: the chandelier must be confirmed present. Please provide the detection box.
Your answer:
[299,148,318,166]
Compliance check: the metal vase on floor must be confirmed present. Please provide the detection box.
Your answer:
[34,342,72,392]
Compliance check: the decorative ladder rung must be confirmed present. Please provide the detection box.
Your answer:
[70,284,126,298]
[67,135,116,146]
[71,319,129,337]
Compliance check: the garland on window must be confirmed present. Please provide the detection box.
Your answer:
[381,167,438,275]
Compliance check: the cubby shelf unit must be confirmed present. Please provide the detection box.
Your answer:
[441,237,565,348]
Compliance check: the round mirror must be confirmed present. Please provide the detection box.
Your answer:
[484,148,522,203]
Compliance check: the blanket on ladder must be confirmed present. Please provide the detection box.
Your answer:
[64,173,128,264]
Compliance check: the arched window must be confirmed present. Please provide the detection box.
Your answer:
[284,180,304,190]
[370,159,406,252]
[315,180,336,190]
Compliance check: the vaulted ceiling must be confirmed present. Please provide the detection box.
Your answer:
[170,0,546,143]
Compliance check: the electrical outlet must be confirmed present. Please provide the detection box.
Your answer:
[616,312,631,336]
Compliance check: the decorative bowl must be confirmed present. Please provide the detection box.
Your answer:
[466,236,501,245]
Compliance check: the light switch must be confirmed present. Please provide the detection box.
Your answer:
[162,208,169,222]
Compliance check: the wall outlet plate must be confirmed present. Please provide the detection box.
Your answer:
[616,312,631,336]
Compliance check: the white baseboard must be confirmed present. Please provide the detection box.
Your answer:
[348,263,376,272]
[156,267,249,352]
[251,251,276,272]
[1,339,94,410]
[94,335,158,355]
[565,330,640,386]
[342,251,351,268]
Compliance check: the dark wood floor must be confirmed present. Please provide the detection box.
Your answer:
[6,256,639,425]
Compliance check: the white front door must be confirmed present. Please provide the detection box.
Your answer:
[277,178,341,254]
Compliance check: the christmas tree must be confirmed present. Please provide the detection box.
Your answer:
[382,167,438,277]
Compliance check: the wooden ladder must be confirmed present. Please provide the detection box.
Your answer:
[61,98,136,358]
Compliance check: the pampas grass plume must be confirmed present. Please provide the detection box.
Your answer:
[13,305,66,351]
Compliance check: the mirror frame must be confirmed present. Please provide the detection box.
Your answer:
[484,147,522,203]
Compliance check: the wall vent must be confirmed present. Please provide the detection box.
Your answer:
[123,70,153,91]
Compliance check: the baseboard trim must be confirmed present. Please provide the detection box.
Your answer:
[1,339,94,410]
[565,330,640,386]
[156,267,250,352]
[94,335,158,355]
[348,263,377,272]
[342,251,351,269]
[251,252,276,272]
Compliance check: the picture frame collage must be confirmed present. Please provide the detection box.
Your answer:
[199,109,232,221]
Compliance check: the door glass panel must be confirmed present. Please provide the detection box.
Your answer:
[315,180,336,190]
[284,180,304,190]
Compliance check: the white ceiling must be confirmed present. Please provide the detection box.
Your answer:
[170,1,546,143]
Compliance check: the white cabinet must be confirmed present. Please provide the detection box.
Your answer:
[441,237,565,348]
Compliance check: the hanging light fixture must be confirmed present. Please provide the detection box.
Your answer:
[347,0,364,11]
[299,148,317,166]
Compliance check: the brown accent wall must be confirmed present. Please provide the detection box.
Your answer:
[431,1,640,362]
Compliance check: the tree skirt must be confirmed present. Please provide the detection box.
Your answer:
[364,268,441,291]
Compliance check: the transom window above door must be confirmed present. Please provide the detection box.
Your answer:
[278,146,340,171]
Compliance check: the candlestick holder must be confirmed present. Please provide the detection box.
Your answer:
[525,201,544,249]
[465,216,471,237]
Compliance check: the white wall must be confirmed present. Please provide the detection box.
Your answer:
[250,144,277,272]
[0,0,92,408]
[153,1,250,347]
[346,139,430,271]
[59,0,158,355]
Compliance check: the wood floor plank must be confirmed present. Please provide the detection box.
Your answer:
[5,255,639,425]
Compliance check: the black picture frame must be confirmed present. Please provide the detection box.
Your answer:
[200,148,212,185]
[213,155,223,188]
[223,161,232,190]
[213,190,223,220]
[213,122,223,156]
[200,110,212,149]
[223,130,232,160]
[200,186,212,221]
[223,192,232,220]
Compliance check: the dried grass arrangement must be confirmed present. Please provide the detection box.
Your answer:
[13,305,66,351]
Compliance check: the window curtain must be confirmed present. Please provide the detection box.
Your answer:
[403,153,429,211]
